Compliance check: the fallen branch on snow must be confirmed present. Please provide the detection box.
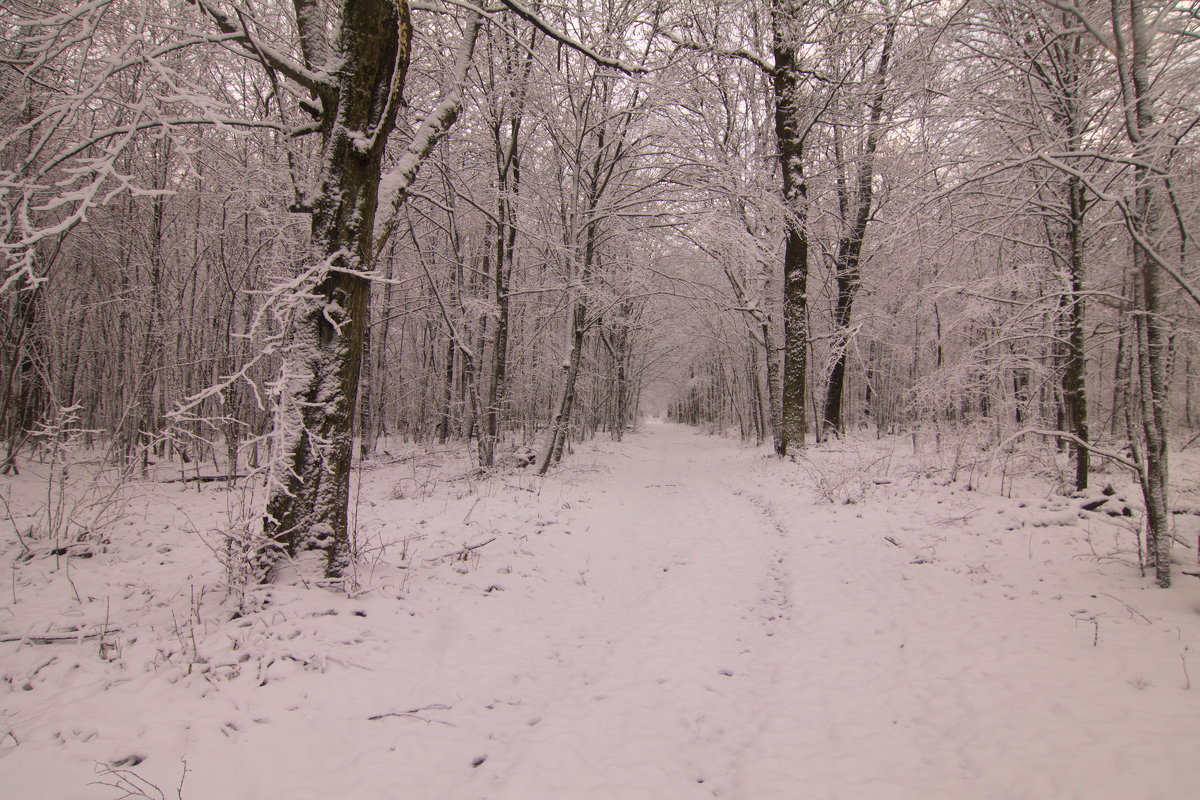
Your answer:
[1,629,122,644]
[427,537,497,563]
[368,704,455,726]
[155,474,246,484]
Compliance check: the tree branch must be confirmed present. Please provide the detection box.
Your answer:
[190,0,335,95]
[660,30,776,74]
[375,12,483,257]
[997,428,1139,473]
[496,0,648,74]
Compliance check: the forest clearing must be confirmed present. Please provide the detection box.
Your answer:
[2,422,1199,799]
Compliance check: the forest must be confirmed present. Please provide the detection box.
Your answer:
[4,1,1195,587]
[3,0,1199,585]
[3,1,1200,797]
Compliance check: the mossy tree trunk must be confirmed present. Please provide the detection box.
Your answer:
[197,0,414,579]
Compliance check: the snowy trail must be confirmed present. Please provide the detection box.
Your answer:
[4,422,1200,799]
[392,425,796,799]
[332,423,1198,800]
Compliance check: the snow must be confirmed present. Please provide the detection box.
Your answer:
[2,422,1199,799]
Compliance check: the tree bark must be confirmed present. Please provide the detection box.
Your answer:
[822,15,894,438]
[261,0,411,579]
[1062,170,1090,490]
[1114,0,1170,586]
[772,2,812,454]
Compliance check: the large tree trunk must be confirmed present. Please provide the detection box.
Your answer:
[773,3,811,454]
[1036,8,1091,490]
[1054,18,1090,489]
[261,1,411,579]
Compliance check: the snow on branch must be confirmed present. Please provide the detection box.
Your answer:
[167,249,351,425]
[928,151,1200,310]
[997,429,1140,474]
[1034,153,1200,310]
[190,0,335,95]
[412,0,494,17]
[659,30,775,75]
[374,12,483,257]
[496,0,648,75]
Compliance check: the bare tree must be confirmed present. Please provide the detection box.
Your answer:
[820,5,897,438]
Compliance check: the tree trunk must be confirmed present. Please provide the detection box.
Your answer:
[540,302,586,475]
[1114,0,1170,586]
[822,15,894,438]
[773,3,811,454]
[262,0,411,579]
[1062,171,1090,490]
[481,140,518,466]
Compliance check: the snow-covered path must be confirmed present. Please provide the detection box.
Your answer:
[3,423,1200,799]
[460,433,778,788]
[335,424,801,799]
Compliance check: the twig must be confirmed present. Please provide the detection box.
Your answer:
[936,507,981,525]
[64,554,82,604]
[156,474,246,484]
[368,704,454,726]
[99,597,111,659]
[1072,612,1100,646]
[428,537,496,562]
[1,628,122,644]
[0,491,30,556]
[90,759,181,800]
[1099,592,1153,624]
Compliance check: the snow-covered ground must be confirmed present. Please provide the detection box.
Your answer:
[2,422,1199,799]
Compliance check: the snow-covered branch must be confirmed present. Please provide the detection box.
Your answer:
[659,30,775,75]
[496,0,648,75]
[190,0,335,95]
[374,12,483,257]
[997,429,1140,474]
